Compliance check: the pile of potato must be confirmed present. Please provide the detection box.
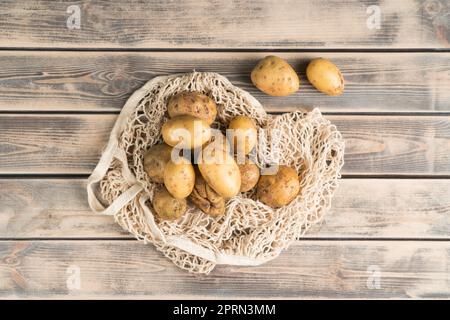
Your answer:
[144,92,301,220]
[251,55,344,96]
[144,55,343,221]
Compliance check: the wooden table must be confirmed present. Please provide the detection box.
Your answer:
[0,0,449,299]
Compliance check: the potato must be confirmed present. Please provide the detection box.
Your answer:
[162,115,211,149]
[205,130,231,153]
[152,186,187,220]
[306,58,344,96]
[228,115,257,156]
[167,92,217,125]
[257,165,300,208]
[251,55,299,96]
[189,169,226,217]
[198,148,241,198]
[237,158,260,192]
[143,143,173,183]
[163,157,195,199]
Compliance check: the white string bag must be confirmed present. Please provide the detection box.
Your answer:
[87,72,345,274]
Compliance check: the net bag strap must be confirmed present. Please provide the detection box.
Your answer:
[86,73,288,267]
[86,75,167,216]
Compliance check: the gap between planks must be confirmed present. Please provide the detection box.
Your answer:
[1,48,450,52]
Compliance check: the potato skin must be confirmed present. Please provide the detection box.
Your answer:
[162,115,211,149]
[143,144,173,183]
[205,131,231,153]
[167,92,217,125]
[306,58,344,96]
[238,158,260,192]
[198,148,241,199]
[251,55,299,96]
[152,186,187,220]
[228,115,258,156]
[163,157,195,199]
[189,170,226,217]
[257,165,300,208]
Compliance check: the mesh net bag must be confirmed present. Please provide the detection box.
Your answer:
[87,72,345,274]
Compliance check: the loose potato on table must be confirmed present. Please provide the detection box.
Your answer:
[306,58,344,96]
[198,148,241,199]
[228,115,258,156]
[163,157,195,199]
[237,158,260,192]
[162,115,211,149]
[257,165,300,208]
[251,55,300,96]
[152,186,187,220]
[168,92,217,125]
[143,143,173,183]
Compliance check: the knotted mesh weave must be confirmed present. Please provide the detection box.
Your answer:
[88,72,345,274]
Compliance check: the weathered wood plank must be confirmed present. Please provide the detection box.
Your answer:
[1,114,449,175]
[0,51,449,112]
[0,179,449,239]
[0,114,113,174]
[0,0,448,49]
[0,179,126,238]
[0,240,448,298]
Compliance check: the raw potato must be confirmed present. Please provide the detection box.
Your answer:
[162,115,211,149]
[228,115,258,155]
[190,170,226,217]
[143,143,173,183]
[168,92,217,125]
[205,131,231,153]
[251,55,300,96]
[152,186,187,220]
[238,158,260,192]
[257,165,300,208]
[198,148,241,198]
[306,58,344,96]
[163,157,195,199]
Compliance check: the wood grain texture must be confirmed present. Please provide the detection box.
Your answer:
[0,179,449,239]
[0,0,448,49]
[0,240,449,298]
[0,179,126,238]
[1,114,449,175]
[0,51,449,112]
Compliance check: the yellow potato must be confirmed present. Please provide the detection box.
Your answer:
[163,157,195,199]
[257,165,300,208]
[237,158,260,192]
[306,58,344,96]
[189,169,226,217]
[204,131,231,153]
[152,186,187,220]
[251,55,300,96]
[198,148,241,198]
[228,115,257,156]
[167,91,217,125]
[162,115,211,149]
[143,143,173,183]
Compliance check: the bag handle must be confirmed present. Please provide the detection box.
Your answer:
[86,72,281,266]
[86,140,143,216]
